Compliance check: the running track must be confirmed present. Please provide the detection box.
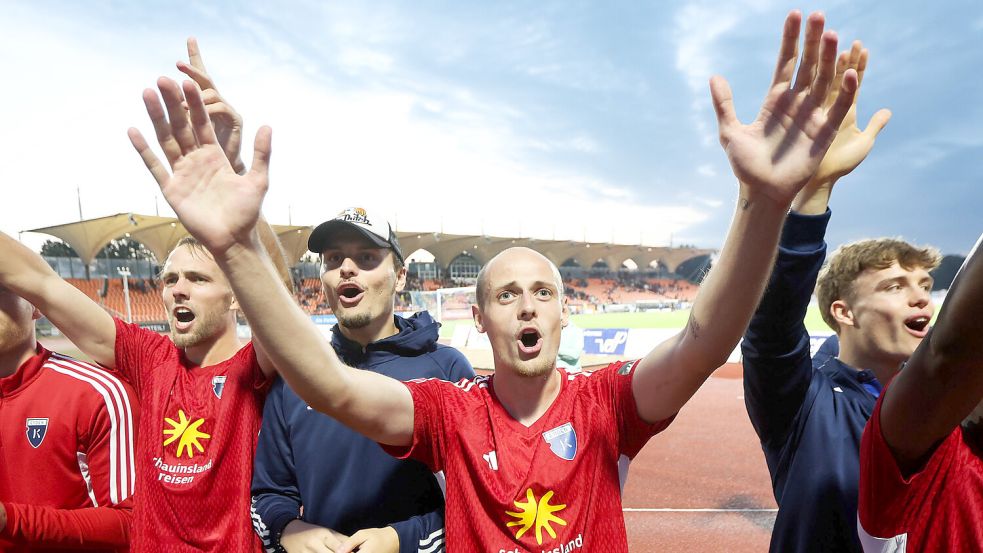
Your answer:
[622,364,776,552]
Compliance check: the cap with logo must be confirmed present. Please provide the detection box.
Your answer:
[307,207,404,264]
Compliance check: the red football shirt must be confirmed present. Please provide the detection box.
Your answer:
[383,360,673,552]
[0,345,137,552]
[113,319,269,552]
[858,395,983,552]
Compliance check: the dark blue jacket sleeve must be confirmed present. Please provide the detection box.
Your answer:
[742,209,831,448]
[445,347,476,382]
[390,507,446,553]
[251,379,302,552]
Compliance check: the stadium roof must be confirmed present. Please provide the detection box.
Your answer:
[27,213,713,272]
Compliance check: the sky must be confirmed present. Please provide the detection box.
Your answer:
[1,0,980,260]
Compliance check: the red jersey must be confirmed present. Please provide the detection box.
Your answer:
[858,395,983,552]
[113,319,269,552]
[0,345,137,552]
[383,360,672,553]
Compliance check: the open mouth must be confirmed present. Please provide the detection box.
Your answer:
[336,283,365,307]
[173,306,196,330]
[517,328,543,354]
[904,315,931,337]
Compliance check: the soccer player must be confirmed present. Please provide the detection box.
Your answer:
[251,208,474,553]
[0,287,137,552]
[739,40,939,552]
[857,234,983,551]
[131,10,861,551]
[0,41,290,552]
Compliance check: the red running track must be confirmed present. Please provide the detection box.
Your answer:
[622,364,776,552]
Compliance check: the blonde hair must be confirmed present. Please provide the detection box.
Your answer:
[816,238,940,332]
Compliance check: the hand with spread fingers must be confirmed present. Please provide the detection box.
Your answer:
[710,10,859,207]
[792,40,893,213]
[128,78,271,255]
[177,37,246,173]
[334,526,399,553]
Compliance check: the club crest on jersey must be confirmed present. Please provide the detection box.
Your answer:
[543,422,577,461]
[617,360,637,376]
[212,375,227,399]
[26,418,48,448]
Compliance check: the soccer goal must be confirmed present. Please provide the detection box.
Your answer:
[407,286,476,323]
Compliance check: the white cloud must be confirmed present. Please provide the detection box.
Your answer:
[0,2,708,255]
[697,164,717,177]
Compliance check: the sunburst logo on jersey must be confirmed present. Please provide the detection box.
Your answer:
[505,488,568,545]
[162,409,211,458]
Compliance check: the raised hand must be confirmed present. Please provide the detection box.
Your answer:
[177,38,246,173]
[128,78,271,255]
[711,11,859,207]
[809,40,892,186]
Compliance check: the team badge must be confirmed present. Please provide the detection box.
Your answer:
[617,360,637,376]
[212,375,227,399]
[542,422,577,461]
[26,418,48,448]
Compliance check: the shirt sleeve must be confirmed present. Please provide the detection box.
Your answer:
[379,378,453,473]
[251,380,302,552]
[858,394,961,540]
[390,506,446,553]
[605,361,675,459]
[741,209,831,447]
[1,499,133,548]
[445,349,476,382]
[113,317,172,398]
[0,370,139,547]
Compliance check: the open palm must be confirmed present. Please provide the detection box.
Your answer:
[712,11,858,206]
[129,78,272,254]
[812,42,892,185]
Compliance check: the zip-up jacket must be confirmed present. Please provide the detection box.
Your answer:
[742,210,880,553]
[251,312,474,553]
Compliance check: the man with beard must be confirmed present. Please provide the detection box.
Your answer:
[129,10,863,551]
[251,208,473,553]
[0,40,290,552]
[857,234,983,551]
[740,40,941,552]
[0,285,138,551]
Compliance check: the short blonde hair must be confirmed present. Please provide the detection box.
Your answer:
[816,238,940,332]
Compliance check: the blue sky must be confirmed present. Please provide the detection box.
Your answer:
[1,0,980,258]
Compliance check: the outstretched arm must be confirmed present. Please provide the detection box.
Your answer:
[879,234,983,473]
[742,40,890,443]
[632,11,859,423]
[128,79,414,446]
[0,235,116,367]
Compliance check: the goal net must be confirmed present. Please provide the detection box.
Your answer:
[407,286,476,323]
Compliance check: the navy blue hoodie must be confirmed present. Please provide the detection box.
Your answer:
[742,210,882,553]
[251,312,474,553]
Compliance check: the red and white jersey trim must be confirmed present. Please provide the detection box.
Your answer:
[858,514,908,552]
[45,353,136,504]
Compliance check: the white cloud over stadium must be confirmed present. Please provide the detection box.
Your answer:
[1,1,980,255]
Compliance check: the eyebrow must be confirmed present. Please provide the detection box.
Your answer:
[160,270,211,280]
[495,280,558,291]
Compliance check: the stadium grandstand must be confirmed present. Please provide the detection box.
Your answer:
[29,213,714,326]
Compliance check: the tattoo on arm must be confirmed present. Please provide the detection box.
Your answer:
[687,315,703,339]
